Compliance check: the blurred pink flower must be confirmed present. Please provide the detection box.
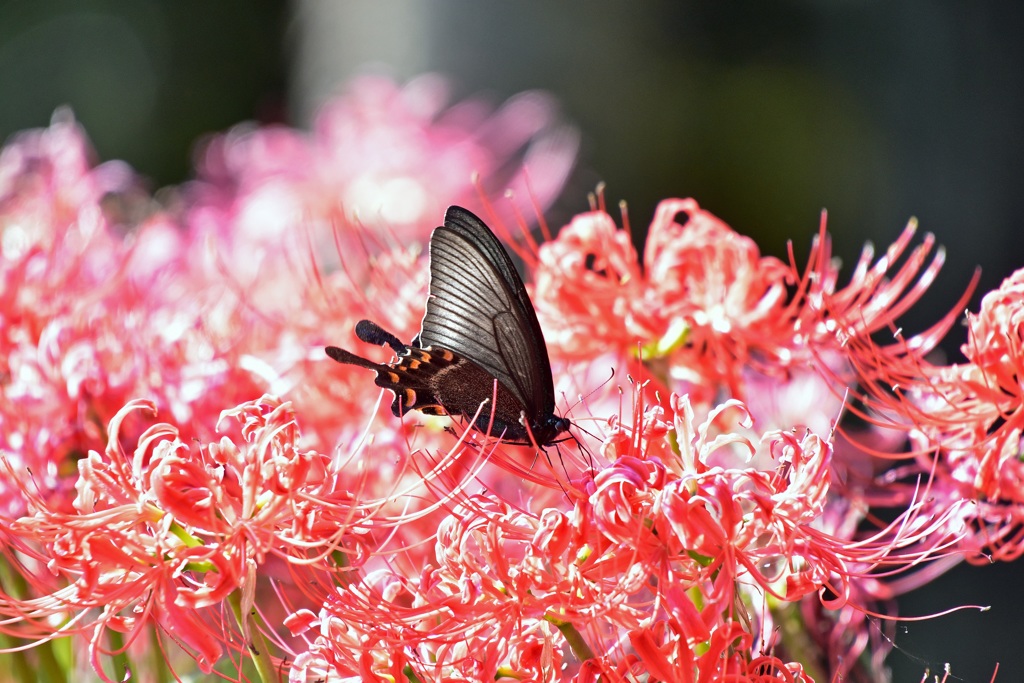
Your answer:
[186,73,577,297]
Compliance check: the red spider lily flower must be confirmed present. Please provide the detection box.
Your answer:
[787,214,975,442]
[787,216,1024,567]
[282,200,992,682]
[1,395,370,680]
[288,389,959,682]
[795,216,966,361]
[938,268,1024,511]
[532,207,647,358]
[533,198,801,409]
[853,268,1024,562]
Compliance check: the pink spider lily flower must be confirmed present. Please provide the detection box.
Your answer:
[171,77,578,455]
[0,109,135,365]
[0,114,285,510]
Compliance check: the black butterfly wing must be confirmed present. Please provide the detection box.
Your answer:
[416,206,557,421]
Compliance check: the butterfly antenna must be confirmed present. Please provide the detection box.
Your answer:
[557,365,615,444]
[564,366,615,412]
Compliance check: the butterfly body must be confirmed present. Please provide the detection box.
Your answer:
[326,206,570,446]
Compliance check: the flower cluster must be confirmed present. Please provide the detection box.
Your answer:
[0,74,1012,682]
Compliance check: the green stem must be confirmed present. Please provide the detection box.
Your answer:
[545,615,596,663]
[228,590,278,683]
[106,628,131,682]
[150,625,170,683]
[0,634,38,683]
[0,559,67,682]
[36,638,68,683]
[402,663,424,682]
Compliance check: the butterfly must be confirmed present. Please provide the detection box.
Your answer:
[326,206,571,446]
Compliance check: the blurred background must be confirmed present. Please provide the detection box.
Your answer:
[2,1,1020,679]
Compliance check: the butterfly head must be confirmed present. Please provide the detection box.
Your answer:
[525,413,572,448]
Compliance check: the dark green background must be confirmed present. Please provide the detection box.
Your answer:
[0,1,288,189]
[2,2,1019,680]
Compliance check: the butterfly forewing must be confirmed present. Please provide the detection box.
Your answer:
[326,206,569,446]
[417,208,557,419]
[443,209,544,335]
[442,207,526,303]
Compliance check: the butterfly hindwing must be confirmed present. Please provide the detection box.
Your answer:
[331,336,538,438]
[373,346,457,418]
